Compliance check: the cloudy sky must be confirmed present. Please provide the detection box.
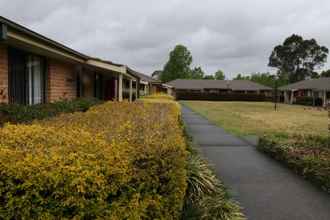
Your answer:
[1,0,330,78]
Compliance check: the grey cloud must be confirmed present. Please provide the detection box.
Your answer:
[1,0,330,78]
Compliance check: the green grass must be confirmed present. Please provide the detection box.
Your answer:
[182,101,328,138]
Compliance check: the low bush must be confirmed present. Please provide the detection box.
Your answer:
[0,100,188,219]
[182,136,245,220]
[142,93,175,101]
[176,92,270,102]
[294,96,323,106]
[0,98,102,125]
[258,135,330,193]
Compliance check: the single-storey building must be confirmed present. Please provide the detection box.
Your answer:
[279,77,330,107]
[167,79,272,99]
[0,16,140,105]
[130,70,173,96]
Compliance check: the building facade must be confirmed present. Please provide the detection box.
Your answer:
[0,16,140,105]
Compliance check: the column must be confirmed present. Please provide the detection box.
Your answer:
[118,74,123,102]
[284,91,289,103]
[323,90,327,107]
[135,81,138,100]
[129,79,133,102]
[290,90,294,104]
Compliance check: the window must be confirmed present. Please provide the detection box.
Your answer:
[9,48,46,105]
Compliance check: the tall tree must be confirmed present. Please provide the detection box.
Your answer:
[269,34,329,83]
[160,45,193,82]
[320,69,330,77]
[190,66,205,79]
[214,70,225,80]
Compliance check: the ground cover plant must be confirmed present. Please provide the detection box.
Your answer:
[0,96,188,219]
[0,97,102,125]
[182,142,245,220]
[182,101,330,193]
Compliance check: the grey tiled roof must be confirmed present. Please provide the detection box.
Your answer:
[128,69,159,83]
[167,79,272,91]
[279,78,330,91]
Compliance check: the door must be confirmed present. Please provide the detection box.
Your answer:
[105,78,116,101]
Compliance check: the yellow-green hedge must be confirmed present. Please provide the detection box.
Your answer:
[0,100,187,219]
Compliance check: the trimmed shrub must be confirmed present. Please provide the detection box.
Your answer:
[0,100,188,219]
[142,93,175,101]
[0,98,102,125]
[175,92,270,102]
[294,96,323,106]
[258,135,330,193]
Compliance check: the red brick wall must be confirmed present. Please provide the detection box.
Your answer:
[47,59,77,102]
[0,44,8,103]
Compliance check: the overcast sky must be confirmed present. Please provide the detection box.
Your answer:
[1,0,330,78]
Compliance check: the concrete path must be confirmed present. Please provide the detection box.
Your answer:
[181,106,330,220]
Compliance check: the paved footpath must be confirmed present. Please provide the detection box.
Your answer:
[181,106,330,220]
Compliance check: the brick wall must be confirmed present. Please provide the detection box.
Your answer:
[47,59,77,102]
[0,44,8,103]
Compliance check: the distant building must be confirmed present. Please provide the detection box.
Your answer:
[167,79,272,100]
[279,78,330,107]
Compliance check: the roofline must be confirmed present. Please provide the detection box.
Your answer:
[0,16,89,60]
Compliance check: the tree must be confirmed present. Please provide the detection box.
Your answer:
[203,75,215,80]
[160,45,193,82]
[152,70,162,79]
[320,69,330,77]
[234,72,289,88]
[233,74,250,80]
[269,34,329,83]
[214,70,225,80]
[190,66,205,79]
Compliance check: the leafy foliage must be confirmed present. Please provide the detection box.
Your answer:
[0,98,101,125]
[183,150,245,220]
[320,69,330,77]
[161,45,193,82]
[191,66,205,79]
[203,75,215,80]
[258,135,330,193]
[233,72,288,88]
[214,70,225,80]
[269,34,329,83]
[0,98,188,219]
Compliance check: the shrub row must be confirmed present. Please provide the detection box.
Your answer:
[0,98,102,125]
[0,98,188,219]
[175,92,271,102]
[294,96,323,106]
[258,135,330,193]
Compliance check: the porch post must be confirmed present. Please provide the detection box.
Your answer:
[284,91,289,103]
[290,90,294,104]
[135,80,138,100]
[118,74,123,102]
[129,79,133,102]
[323,90,327,107]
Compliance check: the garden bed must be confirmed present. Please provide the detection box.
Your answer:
[258,135,330,193]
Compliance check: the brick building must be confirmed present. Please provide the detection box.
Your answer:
[0,16,140,105]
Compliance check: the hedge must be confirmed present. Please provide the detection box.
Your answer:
[0,98,102,125]
[294,96,323,106]
[258,135,330,193]
[0,99,188,219]
[175,92,271,102]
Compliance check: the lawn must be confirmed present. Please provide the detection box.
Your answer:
[182,101,329,138]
